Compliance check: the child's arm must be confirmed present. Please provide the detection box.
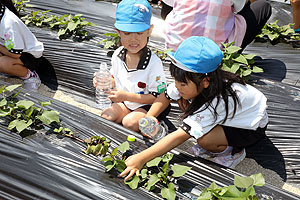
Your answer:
[146,92,171,117]
[108,89,156,104]
[119,128,190,180]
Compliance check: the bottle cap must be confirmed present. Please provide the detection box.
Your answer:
[127,135,136,142]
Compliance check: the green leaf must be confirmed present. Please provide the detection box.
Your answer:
[0,85,6,94]
[146,157,162,167]
[93,143,103,156]
[161,183,176,200]
[251,173,265,186]
[171,164,191,177]
[8,119,18,130]
[36,110,60,125]
[162,153,173,163]
[111,147,118,157]
[104,160,116,172]
[146,174,160,190]
[101,156,113,162]
[221,185,242,198]
[125,175,140,189]
[140,168,148,179]
[67,20,81,31]
[115,160,126,172]
[162,162,169,174]
[16,119,33,133]
[0,98,7,107]
[25,106,34,118]
[268,33,279,41]
[233,55,248,65]
[118,141,129,153]
[242,69,252,77]
[230,63,240,74]
[40,101,52,107]
[226,46,241,54]
[5,84,22,92]
[58,28,67,37]
[234,175,254,188]
[16,100,35,109]
[252,66,263,73]
[101,143,109,155]
[197,191,213,200]
[208,181,220,190]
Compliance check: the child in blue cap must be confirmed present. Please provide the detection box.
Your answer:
[120,36,269,180]
[94,0,167,132]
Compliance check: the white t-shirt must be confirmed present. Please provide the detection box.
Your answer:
[166,82,268,139]
[0,5,44,58]
[110,46,167,110]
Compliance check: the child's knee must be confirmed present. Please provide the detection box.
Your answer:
[101,108,118,122]
[122,116,139,131]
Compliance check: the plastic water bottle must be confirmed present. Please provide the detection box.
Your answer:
[138,117,167,141]
[95,62,112,110]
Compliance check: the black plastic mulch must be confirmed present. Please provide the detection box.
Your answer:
[0,0,299,199]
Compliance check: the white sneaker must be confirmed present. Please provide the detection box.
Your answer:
[187,144,213,159]
[24,71,41,91]
[212,148,246,169]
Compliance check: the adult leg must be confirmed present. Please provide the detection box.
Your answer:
[291,0,300,32]
[239,0,272,50]
[101,102,130,123]
[122,107,147,132]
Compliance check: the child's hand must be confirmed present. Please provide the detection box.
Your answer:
[93,72,97,88]
[108,88,128,103]
[119,153,145,181]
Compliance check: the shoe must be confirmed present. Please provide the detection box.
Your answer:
[24,71,41,91]
[294,28,300,34]
[187,144,213,159]
[212,148,246,169]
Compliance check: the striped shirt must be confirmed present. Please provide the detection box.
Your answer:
[163,0,247,51]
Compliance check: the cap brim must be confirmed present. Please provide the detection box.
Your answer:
[114,23,150,32]
[167,52,195,73]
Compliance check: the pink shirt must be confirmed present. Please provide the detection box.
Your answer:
[164,0,247,51]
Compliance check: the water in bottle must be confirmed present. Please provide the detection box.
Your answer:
[95,62,112,110]
[138,117,167,142]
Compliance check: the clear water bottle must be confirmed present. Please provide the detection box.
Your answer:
[138,117,167,141]
[95,62,112,110]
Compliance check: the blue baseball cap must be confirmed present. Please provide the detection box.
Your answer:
[168,36,224,74]
[114,0,152,33]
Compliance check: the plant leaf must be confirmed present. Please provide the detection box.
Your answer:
[233,55,248,65]
[37,110,60,125]
[234,175,254,188]
[0,98,7,107]
[118,141,129,153]
[40,101,52,107]
[161,183,176,200]
[226,46,241,54]
[16,100,35,109]
[171,164,191,177]
[8,119,18,130]
[125,175,140,189]
[141,168,148,179]
[115,160,126,172]
[16,119,32,133]
[252,66,264,73]
[5,84,22,92]
[146,157,162,167]
[251,173,265,186]
[146,174,160,190]
[104,160,116,172]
